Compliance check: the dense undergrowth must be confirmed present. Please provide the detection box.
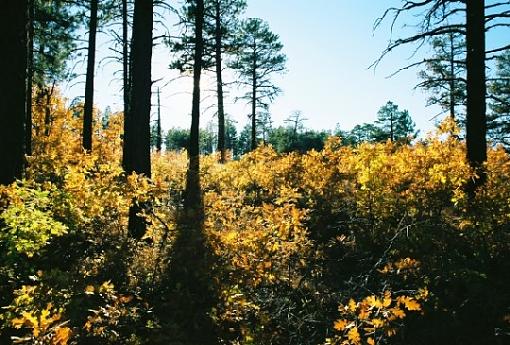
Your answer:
[0,93,509,344]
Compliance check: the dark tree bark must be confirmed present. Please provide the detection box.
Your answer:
[466,0,487,192]
[122,0,130,124]
[251,59,257,151]
[25,0,34,156]
[184,0,205,210]
[0,0,28,185]
[449,33,456,120]
[125,0,153,238]
[214,0,226,163]
[43,82,55,137]
[83,0,99,152]
[156,87,162,152]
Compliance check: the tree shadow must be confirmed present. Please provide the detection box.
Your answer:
[151,162,219,345]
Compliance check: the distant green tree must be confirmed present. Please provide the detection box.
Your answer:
[348,123,384,144]
[165,128,189,151]
[269,127,328,153]
[30,0,79,146]
[417,33,466,122]
[235,124,252,156]
[258,111,273,145]
[282,110,306,147]
[224,116,238,156]
[102,106,112,129]
[375,101,416,142]
[229,18,286,150]
[488,50,510,146]
[200,121,217,154]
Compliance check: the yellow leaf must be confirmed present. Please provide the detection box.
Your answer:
[390,307,406,319]
[99,281,114,293]
[52,327,72,345]
[365,295,383,309]
[347,327,361,344]
[84,285,95,295]
[348,299,357,312]
[333,319,348,331]
[367,337,375,345]
[398,296,421,311]
[11,317,26,329]
[383,291,392,307]
[358,306,371,320]
[371,318,385,328]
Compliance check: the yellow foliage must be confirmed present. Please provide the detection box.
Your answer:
[330,288,427,344]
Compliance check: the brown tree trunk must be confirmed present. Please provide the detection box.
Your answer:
[126,0,154,238]
[156,87,162,152]
[83,0,98,152]
[214,0,226,163]
[251,59,257,151]
[25,0,34,156]
[0,0,28,185]
[122,0,130,154]
[449,33,456,120]
[44,82,55,137]
[466,0,487,193]
[184,0,205,210]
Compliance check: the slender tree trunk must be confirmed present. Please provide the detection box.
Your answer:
[390,112,394,142]
[122,0,132,171]
[466,0,487,192]
[449,33,456,120]
[0,0,28,185]
[126,0,153,238]
[25,0,34,156]
[44,82,55,137]
[184,0,205,210]
[251,66,257,151]
[156,87,162,152]
[83,0,98,152]
[214,0,226,163]
[122,0,130,131]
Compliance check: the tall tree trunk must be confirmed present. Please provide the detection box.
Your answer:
[184,0,205,209]
[449,33,456,120]
[214,0,226,163]
[122,0,130,124]
[156,87,162,152]
[0,0,28,185]
[390,112,394,142]
[126,0,153,238]
[44,82,55,137]
[466,0,487,192]
[251,63,257,151]
[25,0,34,156]
[83,0,98,152]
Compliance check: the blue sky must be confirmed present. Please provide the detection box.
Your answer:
[63,0,507,134]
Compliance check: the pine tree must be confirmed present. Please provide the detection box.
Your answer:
[30,0,78,146]
[417,33,466,121]
[229,18,286,151]
[375,101,416,142]
[169,0,246,162]
[488,50,510,146]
